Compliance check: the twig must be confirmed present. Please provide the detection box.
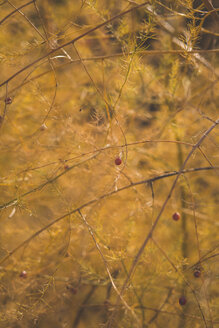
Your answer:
[151,237,207,328]
[6,0,45,39]
[0,0,34,26]
[72,285,97,328]
[0,82,9,129]
[78,210,140,326]
[183,175,214,327]
[147,288,172,326]
[1,50,218,99]
[202,0,219,21]
[0,1,150,88]
[0,139,194,210]
[106,119,219,328]
[0,165,218,265]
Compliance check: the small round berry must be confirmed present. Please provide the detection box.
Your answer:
[5,97,12,105]
[193,269,201,278]
[115,157,122,165]
[172,212,180,221]
[64,164,69,170]
[19,270,27,278]
[179,296,187,306]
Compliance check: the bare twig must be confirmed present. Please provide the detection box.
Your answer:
[106,119,219,328]
[1,50,218,99]
[202,0,219,20]
[78,209,140,326]
[0,139,194,210]
[72,285,97,328]
[6,0,45,39]
[0,0,34,26]
[147,287,172,326]
[0,1,150,88]
[151,237,207,328]
[0,165,218,265]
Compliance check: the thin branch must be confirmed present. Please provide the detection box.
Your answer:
[202,0,219,20]
[151,237,207,328]
[0,152,100,210]
[0,139,194,210]
[1,50,218,99]
[0,82,8,129]
[136,306,219,323]
[106,119,219,328]
[147,288,172,326]
[6,0,45,40]
[72,285,97,328]
[0,0,34,26]
[78,210,140,326]
[0,165,218,265]
[183,175,214,327]
[0,1,150,88]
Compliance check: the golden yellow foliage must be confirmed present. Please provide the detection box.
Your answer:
[0,1,219,327]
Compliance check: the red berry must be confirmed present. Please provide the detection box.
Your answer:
[193,269,201,278]
[179,296,187,306]
[5,97,12,105]
[19,270,27,278]
[172,212,180,221]
[115,157,122,165]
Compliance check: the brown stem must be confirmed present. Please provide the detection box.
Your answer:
[0,1,149,88]
[0,0,35,26]
[0,166,218,265]
[106,119,219,328]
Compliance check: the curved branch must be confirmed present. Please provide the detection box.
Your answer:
[106,119,219,328]
[0,0,34,26]
[0,165,218,266]
[0,1,149,88]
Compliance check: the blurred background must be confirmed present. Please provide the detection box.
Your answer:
[0,1,218,327]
